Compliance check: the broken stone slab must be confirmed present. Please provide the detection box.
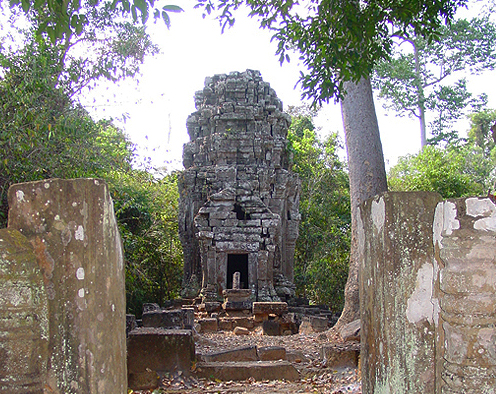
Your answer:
[127,328,195,390]
[0,229,48,394]
[258,346,286,361]
[321,343,360,369]
[8,178,127,394]
[201,346,258,362]
[339,319,360,342]
[195,360,299,381]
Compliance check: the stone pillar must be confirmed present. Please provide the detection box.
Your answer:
[0,229,48,394]
[8,179,127,394]
[433,197,496,393]
[233,272,241,289]
[359,192,442,394]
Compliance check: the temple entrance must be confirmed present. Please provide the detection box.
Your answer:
[227,254,248,289]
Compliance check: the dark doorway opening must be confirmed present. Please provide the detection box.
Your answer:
[227,254,249,289]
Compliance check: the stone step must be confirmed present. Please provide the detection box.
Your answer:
[194,360,300,381]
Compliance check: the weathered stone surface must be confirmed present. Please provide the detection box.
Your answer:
[201,346,258,362]
[8,179,126,394]
[310,316,329,333]
[433,197,496,394]
[252,301,288,316]
[262,320,280,336]
[321,344,360,369]
[126,314,137,336]
[0,229,48,394]
[195,360,299,381]
[359,192,442,394]
[179,70,300,303]
[142,309,184,329]
[127,328,195,390]
[339,319,360,342]
[258,346,286,361]
[286,350,309,363]
[199,318,218,332]
[230,316,254,329]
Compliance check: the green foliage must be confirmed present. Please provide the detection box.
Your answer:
[197,0,467,103]
[373,16,496,145]
[8,0,183,41]
[0,16,184,315]
[287,108,351,312]
[0,37,134,224]
[468,108,496,155]
[388,145,490,198]
[112,170,183,317]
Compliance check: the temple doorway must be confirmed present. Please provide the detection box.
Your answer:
[227,254,248,289]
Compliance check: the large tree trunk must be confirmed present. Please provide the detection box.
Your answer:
[335,77,388,329]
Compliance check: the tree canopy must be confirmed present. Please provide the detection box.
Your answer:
[7,0,183,41]
[373,16,496,146]
[197,0,468,103]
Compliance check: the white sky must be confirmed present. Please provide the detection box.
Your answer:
[81,1,495,172]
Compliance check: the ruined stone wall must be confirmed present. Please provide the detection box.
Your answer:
[179,70,300,302]
[359,192,496,394]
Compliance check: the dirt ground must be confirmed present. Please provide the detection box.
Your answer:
[130,327,361,394]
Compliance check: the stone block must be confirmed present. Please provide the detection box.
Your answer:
[182,308,195,329]
[195,361,299,381]
[8,178,127,394]
[223,301,253,310]
[127,328,195,390]
[218,318,233,331]
[258,346,286,361]
[321,344,360,369]
[142,309,183,329]
[231,316,254,329]
[199,318,218,332]
[202,346,258,362]
[0,229,48,394]
[262,320,280,336]
[253,301,288,316]
[233,326,250,335]
[310,316,329,333]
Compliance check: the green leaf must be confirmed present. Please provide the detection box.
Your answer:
[162,4,183,13]
[162,10,170,28]
[20,0,30,13]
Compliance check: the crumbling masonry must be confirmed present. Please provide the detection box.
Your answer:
[178,70,300,302]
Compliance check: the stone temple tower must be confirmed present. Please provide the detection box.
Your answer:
[178,70,300,303]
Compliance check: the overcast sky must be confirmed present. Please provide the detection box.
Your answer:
[81,1,495,172]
